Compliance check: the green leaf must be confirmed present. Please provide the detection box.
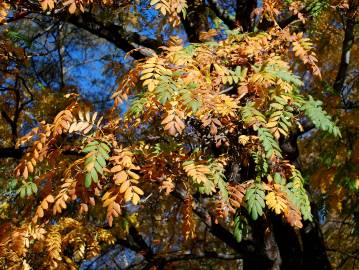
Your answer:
[127,96,147,117]
[270,103,284,110]
[245,184,265,220]
[301,96,341,137]
[97,155,106,167]
[6,30,32,47]
[198,181,215,195]
[83,145,98,153]
[30,182,38,194]
[94,161,103,175]
[19,186,26,198]
[26,184,32,197]
[155,76,175,104]
[233,213,248,242]
[85,173,92,188]
[85,154,96,165]
[100,142,111,153]
[91,169,98,183]
[274,173,285,185]
[208,161,228,200]
[286,169,312,221]
[258,128,282,159]
[241,103,266,128]
[98,146,110,159]
[87,141,100,147]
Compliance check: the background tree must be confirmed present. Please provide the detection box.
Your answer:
[0,1,358,269]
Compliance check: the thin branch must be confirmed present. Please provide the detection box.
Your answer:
[18,77,34,111]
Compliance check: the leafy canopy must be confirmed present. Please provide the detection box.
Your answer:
[0,0,345,269]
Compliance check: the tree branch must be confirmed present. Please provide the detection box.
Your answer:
[262,4,314,30]
[84,225,153,270]
[147,250,243,269]
[333,17,356,94]
[0,147,25,159]
[63,12,161,59]
[207,0,236,29]
[5,2,162,60]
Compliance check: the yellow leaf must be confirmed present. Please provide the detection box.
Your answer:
[23,166,28,179]
[140,73,153,80]
[103,196,116,207]
[266,191,287,215]
[133,186,144,196]
[150,0,160,5]
[111,165,123,173]
[92,112,98,122]
[78,111,84,121]
[114,171,128,185]
[124,187,132,202]
[27,161,34,173]
[266,121,278,128]
[127,170,140,180]
[120,180,130,193]
[102,191,112,201]
[41,200,48,210]
[46,194,55,203]
[132,193,140,205]
[85,111,91,122]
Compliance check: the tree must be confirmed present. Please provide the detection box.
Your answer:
[0,1,358,269]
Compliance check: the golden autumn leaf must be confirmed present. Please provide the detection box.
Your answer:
[119,180,130,193]
[265,191,288,215]
[124,188,132,202]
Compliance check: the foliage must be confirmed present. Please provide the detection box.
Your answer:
[3,22,339,255]
[0,0,358,269]
[0,218,115,269]
[301,96,341,136]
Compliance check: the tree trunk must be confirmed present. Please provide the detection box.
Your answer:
[242,213,331,270]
